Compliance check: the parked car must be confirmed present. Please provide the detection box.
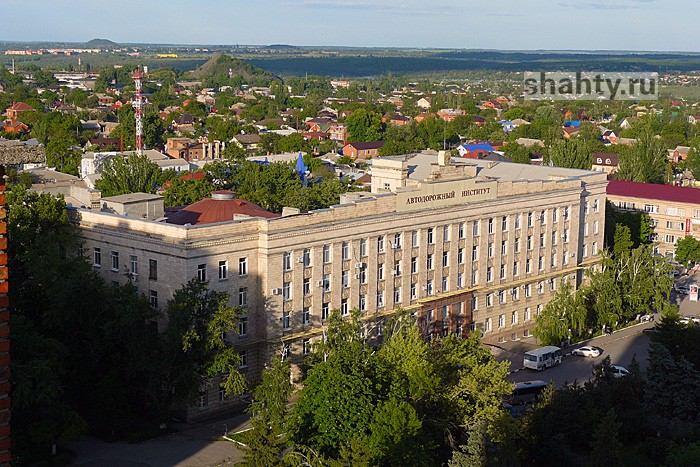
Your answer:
[610,365,629,378]
[572,346,601,358]
[680,315,700,325]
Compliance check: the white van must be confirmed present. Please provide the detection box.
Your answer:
[523,346,562,371]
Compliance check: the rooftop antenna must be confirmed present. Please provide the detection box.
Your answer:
[131,67,144,155]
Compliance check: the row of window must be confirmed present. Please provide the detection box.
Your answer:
[280,205,593,269]
[483,304,544,332]
[197,258,248,281]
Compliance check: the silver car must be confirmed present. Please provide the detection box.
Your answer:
[572,346,601,358]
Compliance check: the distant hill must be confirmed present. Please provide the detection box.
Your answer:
[265,44,300,50]
[83,38,120,48]
[188,54,278,83]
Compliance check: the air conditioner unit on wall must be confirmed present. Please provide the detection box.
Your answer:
[296,257,304,263]
[271,288,282,295]
[316,280,324,287]
[355,262,365,269]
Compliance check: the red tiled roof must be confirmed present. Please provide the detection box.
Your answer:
[345,141,384,150]
[8,102,35,112]
[607,180,700,204]
[166,190,279,225]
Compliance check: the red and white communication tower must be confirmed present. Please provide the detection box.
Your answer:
[132,68,144,155]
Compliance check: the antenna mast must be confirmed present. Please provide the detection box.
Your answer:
[132,68,144,155]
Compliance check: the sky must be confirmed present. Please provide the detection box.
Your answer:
[3,0,699,52]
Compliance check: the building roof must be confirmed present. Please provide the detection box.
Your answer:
[460,143,495,152]
[8,102,35,112]
[592,152,618,167]
[235,134,261,144]
[102,193,164,205]
[166,190,279,225]
[345,141,384,150]
[607,179,700,204]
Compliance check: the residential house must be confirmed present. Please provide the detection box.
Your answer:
[172,114,195,134]
[562,126,579,139]
[233,134,261,153]
[688,115,700,125]
[457,143,495,159]
[414,112,436,123]
[342,141,384,160]
[511,118,530,127]
[498,120,515,132]
[1,120,29,134]
[591,152,618,176]
[328,122,348,143]
[437,109,465,123]
[382,113,411,126]
[416,97,432,109]
[6,102,35,119]
[668,146,691,163]
[601,130,619,144]
[515,138,545,148]
[470,115,486,127]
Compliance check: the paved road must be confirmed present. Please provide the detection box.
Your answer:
[503,285,700,387]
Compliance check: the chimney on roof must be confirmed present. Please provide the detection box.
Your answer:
[437,150,450,166]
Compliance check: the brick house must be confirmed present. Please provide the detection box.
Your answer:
[591,152,618,176]
[342,141,384,160]
[5,102,35,120]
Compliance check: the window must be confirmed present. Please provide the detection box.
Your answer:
[486,293,493,307]
[323,245,331,263]
[393,233,402,249]
[553,208,558,223]
[282,282,291,301]
[584,222,589,236]
[585,201,590,215]
[322,274,331,292]
[501,240,507,255]
[527,236,533,250]
[394,286,401,304]
[594,220,599,235]
[282,311,291,330]
[524,307,531,321]
[514,237,520,253]
[377,236,385,253]
[341,242,349,260]
[513,261,520,276]
[149,290,158,308]
[525,284,532,297]
[303,278,310,296]
[540,210,546,225]
[537,304,543,315]
[512,287,519,301]
[411,283,417,299]
[472,295,478,311]
[499,290,506,304]
[283,252,292,271]
[443,225,450,243]
[197,264,206,282]
[473,221,480,237]
[394,260,401,277]
[342,270,349,288]
[472,269,478,285]
[502,216,508,231]
[322,302,329,321]
[238,316,248,336]
[426,279,434,295]
[512,311,518,325]
[564,206,570,220]
[538,255,544,271]
[239,350,248,368]
[377,290,385,307]
[488,242,494,258]
[515,213,521,229]
[219,260,228,280]
[527,212,533,227]
[538,281,544,294]
[239,257,248,276]
[458,248,464,264]
[526,258,532,274]
[427,227,434,244]
[411,230,419,247]
[551,253,557,268]
[583,244,589,258]
[360,269,367,284]
[499,314,505,328]
[564,229,570,243]
[500,264,506,279]
[487,266,493,282]
[552,232,557,246]
[442,251,449,268]
[147,258,157,280]
[302,306,310,325]
[593,241,598,255]
[302,338,311,355]
[485,317,492,332]
[111,251,119,272]
[411,257,417,274]
[378,264,385,281]
[93,248,102,267]
[458,271,464,288]
[359,294,367,311]
[427,309,434,323]
[593,199,599,213]
[360,239,367,257]
[539,233,545,248]
[459,222,465,239]
[442,276,448,292]
[488,218,494,234]
[549,278,556,291]
[472,245,478,261]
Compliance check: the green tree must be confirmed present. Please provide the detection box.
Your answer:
[162,175,216,208]
[590,409,622,467]
[616,128,667,184]
[548,138,591,170]
[502,142,532,164]
[534,280,587,345]
[240,357,293,467]
[345,108,384,142]
[96,153,162,196]
[160,279,246,411]
[674,235,700,267]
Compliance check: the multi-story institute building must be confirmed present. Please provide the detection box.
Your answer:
[71,151,607,417]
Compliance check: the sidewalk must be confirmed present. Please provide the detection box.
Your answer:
[69,412,251,467]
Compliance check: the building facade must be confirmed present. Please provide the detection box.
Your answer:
[72,153,607,418]
[606,179,700,257]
